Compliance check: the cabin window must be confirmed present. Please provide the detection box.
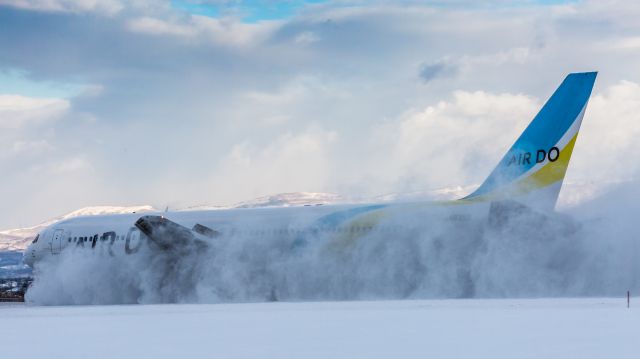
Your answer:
[32,234,39,244]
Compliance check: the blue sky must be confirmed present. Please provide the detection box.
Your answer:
[0,0,639,228]
[171,0,329,22]
[169,0,578,22]
[0,69,84,98]
[170,0,577,21]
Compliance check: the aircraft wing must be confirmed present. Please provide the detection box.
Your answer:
[134,215,215,252]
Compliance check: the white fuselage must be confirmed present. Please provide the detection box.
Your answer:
[24,200,490,267]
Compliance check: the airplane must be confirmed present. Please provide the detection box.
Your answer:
[23,72,598,268]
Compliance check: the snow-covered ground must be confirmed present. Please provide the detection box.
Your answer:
[0,298,636,359]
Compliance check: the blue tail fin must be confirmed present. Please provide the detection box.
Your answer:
[464,72,597,210]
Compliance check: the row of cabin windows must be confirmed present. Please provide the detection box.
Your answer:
[67,235,131,243]
[64,226,402,243]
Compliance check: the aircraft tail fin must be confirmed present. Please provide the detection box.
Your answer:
[464,72,597,210]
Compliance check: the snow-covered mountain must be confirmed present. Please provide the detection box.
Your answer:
[179,192,346,211]
[234,192,346,208]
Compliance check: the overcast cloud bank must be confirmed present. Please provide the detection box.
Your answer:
[0,0,639,231]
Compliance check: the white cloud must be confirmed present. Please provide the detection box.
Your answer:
[126,15,281,47]
[463,47,532,67]
[568,80,640,182]
[10,139,53,156]
[609,36,640,50]
[294,31,320,45]
[0,95,69,129]
[78,84,105,98]
[0,0,125,15]
[259,115,291,126]
[127,16,197,37]
[50,156,92,174]
[230,75,352,128]
[366,90,540,192]
[194,15,280,46]
[208,129,337,203]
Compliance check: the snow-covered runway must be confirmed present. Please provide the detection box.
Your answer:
[0,298,636,358]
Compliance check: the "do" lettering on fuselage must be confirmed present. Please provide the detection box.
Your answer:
[507,147,560,166]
